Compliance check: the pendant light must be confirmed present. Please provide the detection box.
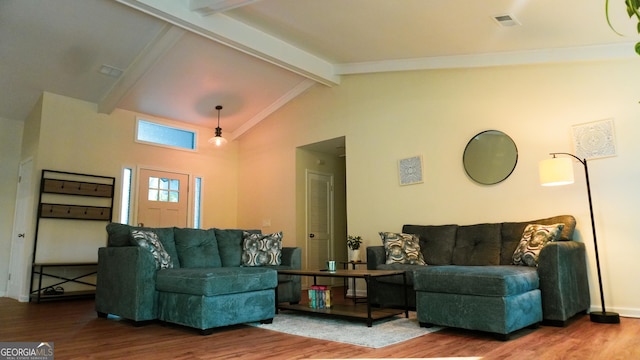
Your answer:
[208,105,227,147]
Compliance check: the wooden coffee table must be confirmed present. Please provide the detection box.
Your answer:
[276,269,408,327]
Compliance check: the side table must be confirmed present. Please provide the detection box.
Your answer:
[341,261,367,304]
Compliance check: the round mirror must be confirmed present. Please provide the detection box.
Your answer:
[463,130,518,185]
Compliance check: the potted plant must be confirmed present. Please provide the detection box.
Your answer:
[347,235,363,262]
[606,0,640,54]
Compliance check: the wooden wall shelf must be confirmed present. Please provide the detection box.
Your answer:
[42,178,114,198]
[39,204,112,221]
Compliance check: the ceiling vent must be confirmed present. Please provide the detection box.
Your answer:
[493,14,521,27]
[98,64,123,78]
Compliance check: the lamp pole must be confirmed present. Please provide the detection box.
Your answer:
[550,152,619,324]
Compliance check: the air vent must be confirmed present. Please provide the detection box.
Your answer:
[493,14,521,27]
[98,64,123,78]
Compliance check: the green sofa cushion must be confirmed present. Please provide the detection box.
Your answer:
[215,229,261,267]
[106,222,133,247]
[106,223,180,268]
[174,228,221,268]
[452,223,502,265]
[501,215,576,265]
[130,230,173,269]
[156,267,277,296]
[414,265,539,297]
[402,224,457,265]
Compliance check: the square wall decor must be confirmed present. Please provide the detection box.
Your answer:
[572,119,617,160]
[398,155,423,186]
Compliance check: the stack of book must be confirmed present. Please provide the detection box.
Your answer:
[308,285,332,309]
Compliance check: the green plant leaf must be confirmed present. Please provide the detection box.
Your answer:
[628,0,640,17]
[608,0,626,35]
[635,41,640,55]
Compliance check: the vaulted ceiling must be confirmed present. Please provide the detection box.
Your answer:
[1,0,637,141]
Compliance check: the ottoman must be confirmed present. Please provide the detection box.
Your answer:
[414,265,542,340]
[155,267,277,334]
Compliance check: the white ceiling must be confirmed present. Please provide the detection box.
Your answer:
[1,0,638,142]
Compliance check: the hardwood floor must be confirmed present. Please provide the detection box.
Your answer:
[1,291,639,360]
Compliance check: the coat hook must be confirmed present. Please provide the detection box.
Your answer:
[67,207,71,214]
[61,182,65,189]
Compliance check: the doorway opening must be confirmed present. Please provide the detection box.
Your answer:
[296,137,347,288]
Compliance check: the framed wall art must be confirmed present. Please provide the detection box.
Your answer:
[398,155,423,186]
[572,119,617,160]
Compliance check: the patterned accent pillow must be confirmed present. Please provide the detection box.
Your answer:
[379,232,426,265]
[242,231,283,266]
[130,230,173,269]
[512,223,564,267]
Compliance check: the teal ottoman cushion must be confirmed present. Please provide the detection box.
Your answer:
[156,267,277,296]
[414,265,539,297]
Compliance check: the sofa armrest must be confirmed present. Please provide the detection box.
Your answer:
[276,247,302,304]
[95,246,159,322]
[281,247,301,269]
[537,241,591,323]
[366,246,386,270]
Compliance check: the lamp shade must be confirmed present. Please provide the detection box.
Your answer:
[539,157,574,186]
[209,135,227,147]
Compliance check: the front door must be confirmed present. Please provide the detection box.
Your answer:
[137,169,189,228]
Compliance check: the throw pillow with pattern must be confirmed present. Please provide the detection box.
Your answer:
[379,232,426,265]
[130,230,173,269]
[242,231,283,266]
[512,223,564,267]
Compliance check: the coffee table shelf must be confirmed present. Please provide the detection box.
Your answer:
[277,269,408,327]
[278,303,403,321]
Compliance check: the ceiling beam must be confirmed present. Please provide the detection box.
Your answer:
[188,0,261,15]
[116,0,340,86]
[98,24,185,114]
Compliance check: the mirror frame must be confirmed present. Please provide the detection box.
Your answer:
[463,130,518,185]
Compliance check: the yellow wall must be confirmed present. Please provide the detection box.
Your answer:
[237,59,640,317]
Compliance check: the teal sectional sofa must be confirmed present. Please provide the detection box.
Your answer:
[367,215,590,339]
[96,223,301,334]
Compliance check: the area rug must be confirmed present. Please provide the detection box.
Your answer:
[251,311,442,348]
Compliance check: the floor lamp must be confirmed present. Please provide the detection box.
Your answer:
[538,152,620,324]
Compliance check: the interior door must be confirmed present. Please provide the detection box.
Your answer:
[306,170,334,285]
[137,169,189,228]
[7,158,33,301]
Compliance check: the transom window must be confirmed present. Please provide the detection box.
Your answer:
[148,177,180,203]
[136,119,196,150]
